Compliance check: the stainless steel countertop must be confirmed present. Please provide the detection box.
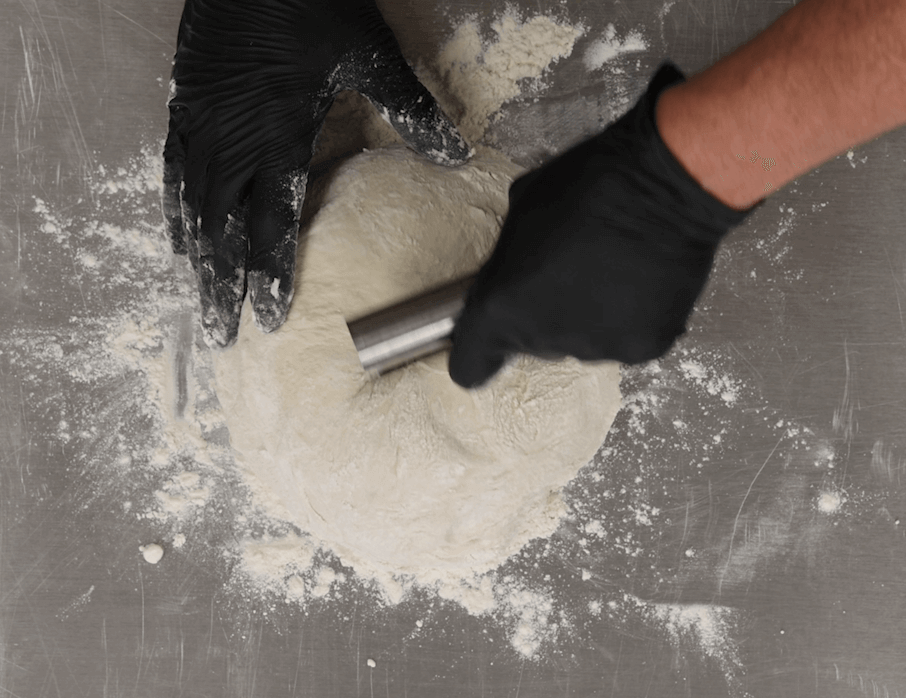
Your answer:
[3,1,906,696]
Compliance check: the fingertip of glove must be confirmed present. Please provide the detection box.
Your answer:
[198,272,244,350]
[448,346,506,389]
[448,321,507,388]
[617,328,684,366]
[201,321,239,350]
[251,307,289,335]
[248,271,294,335]
[419,133,471,168]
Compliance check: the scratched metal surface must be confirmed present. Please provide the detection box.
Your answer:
[3,0,906,697]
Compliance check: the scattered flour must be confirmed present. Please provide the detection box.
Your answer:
[505,586,556,658]
[435,11,584,142]
[150,471,211,520]
[678,358,742,405]
[584,24,648,71]
[613,594,750,697]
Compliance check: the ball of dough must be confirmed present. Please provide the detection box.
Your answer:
[213,146,621,584]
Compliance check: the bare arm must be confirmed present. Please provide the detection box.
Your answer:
[655,0,906,210]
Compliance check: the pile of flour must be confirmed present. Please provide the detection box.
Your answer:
[213,145,622,588]
[205,7,623,595]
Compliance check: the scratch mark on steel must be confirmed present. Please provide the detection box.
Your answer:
[290,632,304,697]
[97,1,172,47]
[833,340,857,471]
[19,0,95,188]
[729,342,764,385]
[102,617,109,698]
[19,27,35,104]
[719,436,783,595]
[610,635,625,698]
[97,0,108,86]
[135,565,145,693]
[514,660,525,698]
[883,243,905,335]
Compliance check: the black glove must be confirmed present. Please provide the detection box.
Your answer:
[448,62,760,388]
[163,0,470,348]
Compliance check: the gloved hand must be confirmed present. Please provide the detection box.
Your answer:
[162,0,470,348]
[448,62,760,389]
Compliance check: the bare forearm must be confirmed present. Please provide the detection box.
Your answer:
[656,0,906,210]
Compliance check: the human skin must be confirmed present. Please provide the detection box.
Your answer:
[655,0,906,211]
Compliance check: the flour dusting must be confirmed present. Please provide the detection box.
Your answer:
[817,490,845,514]
[5,10,853,692]
[435,10,584,142]
[584,24,648,71]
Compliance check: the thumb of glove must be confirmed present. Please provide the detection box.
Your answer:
[448,307,508,389]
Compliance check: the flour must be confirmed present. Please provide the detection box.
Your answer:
[817,490,844,513]
[584,24,648,71]
[238,533,317,589]
[213,145,622,591]
[612,594,750,697]
[435,11,584,142]
[149,471,211,520]
[679,358,742,405]
[140,543,165,564]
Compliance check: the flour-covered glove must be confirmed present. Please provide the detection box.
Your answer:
[162,0,470,348]
[448,62,760,388]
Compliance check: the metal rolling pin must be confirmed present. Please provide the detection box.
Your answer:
[346,275,475,376]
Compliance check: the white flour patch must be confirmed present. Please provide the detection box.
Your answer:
[237,533,317,592]
[844,148,868,168]
[434,10,584,142]
[612,594,750,697]
[149,471,212,520]
[678,357,742,405]
[653,602,749,694]
[816,490,844,514]
[213,146,622,597]
[584,24,648,71]
[140,543,165,564]
[504,586,556,658]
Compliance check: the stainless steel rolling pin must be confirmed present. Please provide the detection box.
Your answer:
[346,275,475,375]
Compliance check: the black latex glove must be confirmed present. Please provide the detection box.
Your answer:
[162,0,470,348]
[448,62,760,389]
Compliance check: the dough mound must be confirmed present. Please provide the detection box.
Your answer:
[214,147,621,583]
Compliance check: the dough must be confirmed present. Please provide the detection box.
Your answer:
[214,146,621,584]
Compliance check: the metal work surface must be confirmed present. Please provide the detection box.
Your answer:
[3,1,906,696]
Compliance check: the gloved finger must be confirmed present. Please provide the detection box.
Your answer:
[507,168,545,205]
[245,168,308,334]
[448,303,510,389]
[179,191,201,274]
[338,21,471,166]
[195,194,250,350]
[162,103,189,255]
